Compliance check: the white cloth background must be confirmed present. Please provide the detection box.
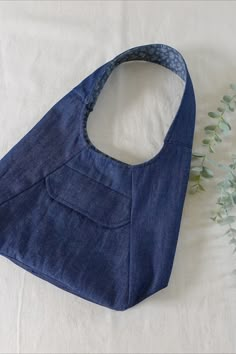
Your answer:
[0,1,236,353]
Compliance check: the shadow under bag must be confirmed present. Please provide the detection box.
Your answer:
[0,43,196,310]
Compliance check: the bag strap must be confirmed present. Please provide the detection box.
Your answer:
[76,43,196,150]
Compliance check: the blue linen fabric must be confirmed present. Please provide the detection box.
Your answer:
[0,44,196,311]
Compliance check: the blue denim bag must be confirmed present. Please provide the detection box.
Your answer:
[0,44,196,310]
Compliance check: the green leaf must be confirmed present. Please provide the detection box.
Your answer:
[224,228,236,236]
[217,180,232,190]
[208,112,221,118]
[189,184,199,194]
[202,138,211,145]
[229,103,235,112]
[230,172,236,184]
[189,174,200,182]
[217,107,225,113]
[205,129,215,136]
[198,183,205,191]
[214,134,222,143]
[201,166,214,178]
[209,145,215,153]
[217,194,233,208]
[219,120,230,133]
[230,83,236,91]
[222,119,231,130]
[229,165,236,171]
[191,166,203,173]
[204,125,217,131]
[229,238,236,245]
[218,216,236,225]
[223,95,232,103]
[220,99,230,110]
[232,192,236,204]
[192,152,205,158]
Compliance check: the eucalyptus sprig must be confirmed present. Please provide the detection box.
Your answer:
[210,155,236,254]
[189,84,236,194]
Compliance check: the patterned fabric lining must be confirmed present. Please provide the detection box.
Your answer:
[86,44,187,110]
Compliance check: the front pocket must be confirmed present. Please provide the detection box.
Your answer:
[45,165,131,229]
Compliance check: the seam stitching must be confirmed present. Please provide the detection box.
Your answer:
[0,252,125,311]
[127,169,133,308]
[46,175,130,229]
[0,143,89,208]
[65,164,131,199]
